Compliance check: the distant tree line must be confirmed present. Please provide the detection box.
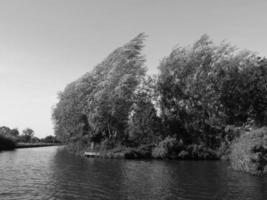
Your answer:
[0,126,59,150]
[52,34,267,161]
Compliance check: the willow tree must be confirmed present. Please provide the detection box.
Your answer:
[53,33,146,144]
[157,35,260,148]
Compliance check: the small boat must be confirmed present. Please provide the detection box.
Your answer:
[84,151,100,157]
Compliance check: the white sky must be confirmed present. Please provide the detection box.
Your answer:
[0,0,267,138]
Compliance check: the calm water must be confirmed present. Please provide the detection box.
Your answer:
[0,146,266,200]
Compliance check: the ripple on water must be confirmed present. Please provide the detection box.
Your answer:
[0,147,266,200]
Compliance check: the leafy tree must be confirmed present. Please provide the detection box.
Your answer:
[53,33,146,145]
[127,76,163,146]
[41,135,58,143]
[128,100,162,145]
[220,57,267,125]
[157,35,259,148]
[0,126,19,141]
[10,128,19,137]
[0,126,12,136]
[52,33,267,159]
[21,128,34,143]
[52,83,86,142]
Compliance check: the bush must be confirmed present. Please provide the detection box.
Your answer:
[230,127,267,175]
[152,136,179,159]
[125,144,154,159]
[66,140,90,155]
[0,135,16,150]
[152,136,218,160]
[184,144,218,160]
[218,125,244,160]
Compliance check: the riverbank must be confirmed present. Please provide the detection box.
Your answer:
[16,143,61,148]
[84,145,153,159]
[82,143,220,160]
[74,127,267,176]
[0,142,61,151]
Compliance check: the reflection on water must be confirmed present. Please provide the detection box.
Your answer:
[0,146,266,200]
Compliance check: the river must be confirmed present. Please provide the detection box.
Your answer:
[0,146,266,200]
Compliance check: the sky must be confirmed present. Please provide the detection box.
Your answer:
[0,0,267,138]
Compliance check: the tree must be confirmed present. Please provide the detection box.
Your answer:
[21,128,34,143]
[157,35,259,148]
[0,126,12,137]
[41,135,58,143]
[53,33,147,145]
[220,57,267,125]
[10,128,19,137]
[127,76,163,146]
[52,83,86,142]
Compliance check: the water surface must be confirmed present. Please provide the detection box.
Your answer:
[0,146,266,200]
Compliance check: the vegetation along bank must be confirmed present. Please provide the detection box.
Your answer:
[52,34,267,175]
[0,126,60,151]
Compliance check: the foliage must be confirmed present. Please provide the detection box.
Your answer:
[0,126,19,141]
[40,135,60,143]
[220,58,267,125]
[157,35,266,150]
[218,125,245,159]
[0,135,16,150]
[151,136,218,160]
[184,144,218,160]
[0,126,56,145]
[230,127,267,175]
[127,77,163,146]
[0,126,17,150]
[20,128,34,143]
[52,34,267,164]
[152,136,179,159]
[124,144,154,159]
[53,33,147,144]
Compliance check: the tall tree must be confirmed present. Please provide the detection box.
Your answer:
[157,35,259,147]
[53,33,147,144]
[22,128,34,143]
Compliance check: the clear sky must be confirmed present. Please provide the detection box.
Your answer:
[0,0,267,138]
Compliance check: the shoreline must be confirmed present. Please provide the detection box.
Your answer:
[81,145,220,161]
[0,143,61,151]
[15,143,61,149]
[83,151,221,160]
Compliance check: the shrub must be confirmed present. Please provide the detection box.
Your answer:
[125,144,154,159]
[185,144,218,160]
[230,127,267,175]
[66,140,90,155]
[0,135,16,150]
[152,136,218,160]
[152,136,178,159]
[218,125,244,160]
[177,150,190,159]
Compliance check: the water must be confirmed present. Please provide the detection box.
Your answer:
[0,146,266,200]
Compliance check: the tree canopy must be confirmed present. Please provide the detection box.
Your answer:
[53,33,147,144]
[52,34,267,161]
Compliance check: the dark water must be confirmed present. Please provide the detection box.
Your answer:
[0,146,266,200]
